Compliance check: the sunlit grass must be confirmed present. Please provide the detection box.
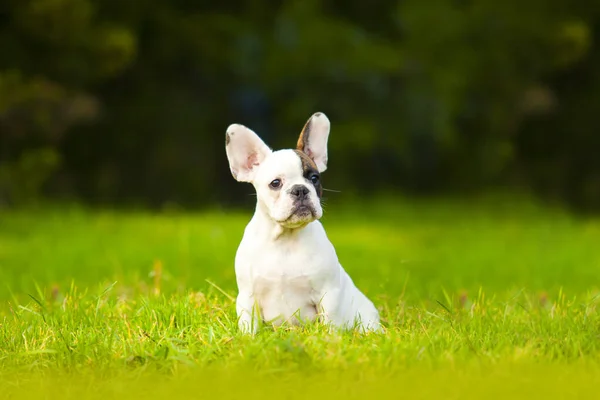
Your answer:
[1,195,599,398]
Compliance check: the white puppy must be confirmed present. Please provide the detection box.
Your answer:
[225,112,381,334]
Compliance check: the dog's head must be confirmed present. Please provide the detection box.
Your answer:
[225,112,330,229]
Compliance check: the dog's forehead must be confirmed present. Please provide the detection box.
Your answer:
[260,149,304,176]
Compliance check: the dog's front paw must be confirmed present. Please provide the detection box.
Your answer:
[238,318,259,335]
[362,321,385,334]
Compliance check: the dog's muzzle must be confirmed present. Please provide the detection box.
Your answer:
[292,202,315,218]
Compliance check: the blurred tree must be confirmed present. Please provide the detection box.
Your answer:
[0,0,135,204]
[1,0,599,210]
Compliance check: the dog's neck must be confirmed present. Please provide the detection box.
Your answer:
[252,200,312,241]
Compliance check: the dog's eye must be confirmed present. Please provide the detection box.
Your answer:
[310,174,320,185]
[269,179,282,189]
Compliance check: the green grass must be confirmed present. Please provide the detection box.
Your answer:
[1,195,599,399]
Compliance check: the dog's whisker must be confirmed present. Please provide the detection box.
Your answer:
[322,188,341,193]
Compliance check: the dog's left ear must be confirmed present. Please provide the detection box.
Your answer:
[296,112,330,173]
[225,124,272,183]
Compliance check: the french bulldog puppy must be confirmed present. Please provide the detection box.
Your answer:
[225,112,381,334]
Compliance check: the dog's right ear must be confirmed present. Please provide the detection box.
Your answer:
[225,124,272,182]
[296,112,330,173]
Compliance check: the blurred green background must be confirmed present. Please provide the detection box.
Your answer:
[1,0,599,211]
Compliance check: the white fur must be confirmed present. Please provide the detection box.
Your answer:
[225,113,382,334]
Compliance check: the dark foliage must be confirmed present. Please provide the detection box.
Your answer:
[1,0,599,210]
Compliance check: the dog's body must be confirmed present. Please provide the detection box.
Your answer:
[225,113,381,334]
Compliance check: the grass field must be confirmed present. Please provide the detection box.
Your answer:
[1,195,599,399]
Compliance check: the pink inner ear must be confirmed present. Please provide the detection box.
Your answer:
[246,152,259,170]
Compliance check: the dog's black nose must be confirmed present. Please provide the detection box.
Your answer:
[290,184,309,200]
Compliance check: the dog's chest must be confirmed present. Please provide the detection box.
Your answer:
[247,239,331,324]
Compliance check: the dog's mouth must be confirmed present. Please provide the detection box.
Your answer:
[278,202,318,227]
[291,204,314,218]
